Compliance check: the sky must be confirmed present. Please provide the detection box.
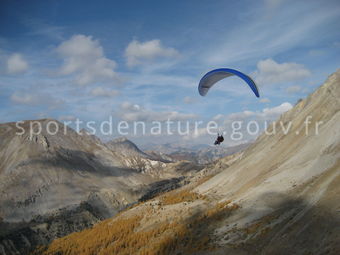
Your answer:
[0,0,339,146]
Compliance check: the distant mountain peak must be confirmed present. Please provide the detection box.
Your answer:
[107,137,141,151]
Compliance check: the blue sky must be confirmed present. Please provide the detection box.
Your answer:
[0,0,339,145]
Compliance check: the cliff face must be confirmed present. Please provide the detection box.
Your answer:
[35,70,339,255]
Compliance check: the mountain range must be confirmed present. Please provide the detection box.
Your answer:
[0,70,339,255]
[0,118,246,254]
[31,70,340,255]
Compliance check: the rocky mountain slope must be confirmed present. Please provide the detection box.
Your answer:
[106,137,154,160]
[36,70,340,255]
[106,137,173,174]
[0,121,204,254]
[0,120,147,222]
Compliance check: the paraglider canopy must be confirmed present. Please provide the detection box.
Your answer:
[198,68,260,98]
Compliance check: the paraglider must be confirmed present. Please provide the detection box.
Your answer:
[214,133,224,145]
[198,68,259,145]
[198,68,260,98]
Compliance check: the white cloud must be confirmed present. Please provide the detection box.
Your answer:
[118,102,197,121]
[6,53,28,74]
[56,34,118,85]
[262,102,292,118]
[227,102,293,121]
[90,87,119,97]
[254,59,311,85]
[125,39,179,67]
[121,102,141,111]
[286,85,302,94]
[10,92,63,107]
[259,98,271,103]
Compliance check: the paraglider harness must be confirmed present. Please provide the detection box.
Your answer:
[214,133,224,145]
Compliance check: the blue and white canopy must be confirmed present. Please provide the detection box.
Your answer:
[198,68,260,98]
